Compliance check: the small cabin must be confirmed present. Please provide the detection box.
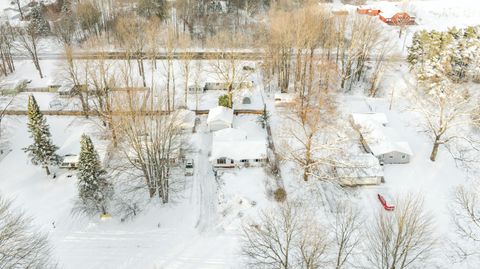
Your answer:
[60,154,79,169]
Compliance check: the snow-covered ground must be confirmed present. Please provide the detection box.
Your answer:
[0,113,274,268]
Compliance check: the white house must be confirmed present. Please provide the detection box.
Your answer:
[207,106,234,131]
[351,113,412,164]
[210,128,267,169]
[334,154,384,186]
[188,84,204,94]
[205,82,229,91]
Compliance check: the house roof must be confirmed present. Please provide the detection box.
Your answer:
[351,113,388,126]
[335,154,384,179]
[177,109,196,130]
[62,154,79,164]
[213,128,248,141]
[210,140,267,161]
[379,6,403,19]
[352,114,413,156]
[207,106,234,125]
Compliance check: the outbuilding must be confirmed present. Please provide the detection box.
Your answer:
[60,154,79,169]
[334,154,384,186]
[207,106,234,131]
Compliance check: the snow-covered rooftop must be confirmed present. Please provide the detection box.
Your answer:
[207,106,234,125]
[335,154,384,179]
[210,140,267,162]
[177,109,196,130]
[352,113,413,156]
[351,112,388,126]
[213,128,248,141]
[210,127,267,161]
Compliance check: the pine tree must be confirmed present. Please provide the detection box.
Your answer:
[77,134,112,216]
[23,95,61,175]
[29,3,50,36]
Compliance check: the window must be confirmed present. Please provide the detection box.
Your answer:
[242,97,251,104]
[389,155,393,158]
[254,159,260,162]
[217,158,226,164]
[240,159,248,163]
[402,155,406,159]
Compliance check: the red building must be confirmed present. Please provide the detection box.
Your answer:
[378,8,416,25]
[356,6,381,16]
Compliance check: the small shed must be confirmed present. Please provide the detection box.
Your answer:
[207,106,234,131]
[335,154,384,186]
[60,154,79,169]
[177,109,196,132]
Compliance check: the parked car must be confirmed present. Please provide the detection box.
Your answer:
[49,99,63,110]
[185,159,194,176]
[243,65,255,71]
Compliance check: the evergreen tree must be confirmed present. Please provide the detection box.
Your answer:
[137,0,168,20]
[23,95,61,175]
[29,3,50,36]
[77,134,112,216]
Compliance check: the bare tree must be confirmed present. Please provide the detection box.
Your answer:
[15,14,49,78]
[451,184,480,260]
[115,92,186,203]
[178,33,195,107]
[0,196,55,268]
[0,22,15,77]
[332,201,363,269]
[411,78,480,161]
[208,30,253,108]
[242,201,331,269]
[366,193,437,269]
[282,81,339,181]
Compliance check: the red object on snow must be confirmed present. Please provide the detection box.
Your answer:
[377,194,395,211]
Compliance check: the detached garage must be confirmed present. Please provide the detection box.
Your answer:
[207,106,234,132]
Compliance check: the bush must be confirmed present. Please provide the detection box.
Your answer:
[218,94,231,108]
[273,187,287,202]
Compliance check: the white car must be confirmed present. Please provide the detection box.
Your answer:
[49,100,63,110]
[185,159,194,176]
